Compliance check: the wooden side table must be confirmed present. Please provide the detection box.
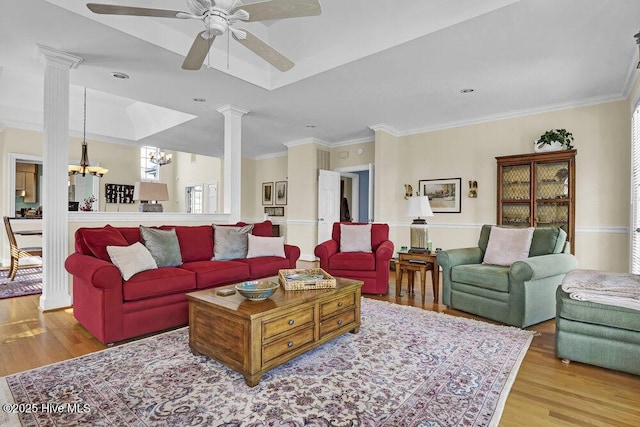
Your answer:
[395,251,440,303]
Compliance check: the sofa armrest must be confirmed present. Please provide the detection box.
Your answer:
[284,244,301,268]
[315,239,338,259]
[436,247,484,269]
[375,240,394,262]
[510,253,579,282]
[64,253,123,290]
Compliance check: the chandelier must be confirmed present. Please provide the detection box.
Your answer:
[68,88,108,177]
[149,150,173,166]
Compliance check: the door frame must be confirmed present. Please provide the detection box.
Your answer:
[335,163,374,222]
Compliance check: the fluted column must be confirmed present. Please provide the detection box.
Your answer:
[217,105,248,223]
[36,45,82,310]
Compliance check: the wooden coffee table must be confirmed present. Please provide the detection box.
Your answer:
[187,277,363,387]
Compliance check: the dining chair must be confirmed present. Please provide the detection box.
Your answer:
[3,216,42,281]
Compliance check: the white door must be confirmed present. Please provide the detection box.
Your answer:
[207,182,218,214]
[318,169,340,245]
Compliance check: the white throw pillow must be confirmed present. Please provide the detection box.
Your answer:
[107,242,158,280]
[246,234,286,258]
[340,224,372,253]
[482,226,535,266]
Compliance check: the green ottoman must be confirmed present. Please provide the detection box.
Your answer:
[556,272,640,376]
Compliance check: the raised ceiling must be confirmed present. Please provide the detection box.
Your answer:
[0,0,639,158]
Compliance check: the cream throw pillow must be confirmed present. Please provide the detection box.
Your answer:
[483,226,535,266]
[246,234,286,258]
[107,242,158,280]
[340,224,372,253]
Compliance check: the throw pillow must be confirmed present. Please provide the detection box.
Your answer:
[107,242,158,280]
[340,224,372,253]
[246,234,286,258]
[139,226,183,267]
[83,225,129,261]
[483,226,535,266]
[213,224,254,260]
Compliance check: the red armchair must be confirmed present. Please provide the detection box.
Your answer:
[314,222,394,295]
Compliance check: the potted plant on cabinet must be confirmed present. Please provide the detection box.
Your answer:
[534,129,574,152]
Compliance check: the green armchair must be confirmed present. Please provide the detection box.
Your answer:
[436,225,579,328]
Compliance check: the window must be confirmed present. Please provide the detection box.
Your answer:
[140,146,159,180]
[186,185,204,213]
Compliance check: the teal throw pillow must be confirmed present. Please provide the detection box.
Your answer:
[213,224,254,260]
[140,226,183,267]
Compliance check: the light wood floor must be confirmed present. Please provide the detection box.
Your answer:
[1,268,639,426]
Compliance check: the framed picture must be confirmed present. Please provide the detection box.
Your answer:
[418,178,462,213]
[262,182,273,205]
[264,206,284,216]
[275,181,288,205]
[105,183,135,204]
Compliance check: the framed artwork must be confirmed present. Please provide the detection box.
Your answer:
[264,206,284,216]
[105,183,135,204]
[275,181,288,205]
[262,182,273,205]
[418,178,462,213]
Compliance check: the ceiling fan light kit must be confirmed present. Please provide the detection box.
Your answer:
[87,0,322,71]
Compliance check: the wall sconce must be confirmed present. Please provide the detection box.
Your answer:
[468,180,478,198]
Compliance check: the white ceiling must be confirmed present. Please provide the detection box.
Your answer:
[1,0,639,158]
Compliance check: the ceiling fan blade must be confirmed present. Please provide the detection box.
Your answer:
[87,3,184,18]
[182,32,216,70]
[240,0,321,22]
[233,29,294,71]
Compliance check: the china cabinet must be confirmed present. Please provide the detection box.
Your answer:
[496,150,576,253]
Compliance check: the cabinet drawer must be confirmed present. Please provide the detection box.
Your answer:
[262,326,314,364]
[320,309,356,337]
[320,293,355,318]
[262,307,314,340]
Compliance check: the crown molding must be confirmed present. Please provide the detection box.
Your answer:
[216,105,249,116]
[331,136,374,147]
[254,150,288,160]
[34,44,83,69]
[283,137,330,148]
[368,123,401,137]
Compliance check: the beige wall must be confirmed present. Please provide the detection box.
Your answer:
[330,141,374,169]
[171,151,223,213]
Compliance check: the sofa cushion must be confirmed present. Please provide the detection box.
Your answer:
[530,227,567,256]
[169,225,214,262]
[123,267,197,301]
[107,242,158,280]
[332,222,389,251]
[83,225,129,261]
[237,220,273,237]
[483,226,534,266]
[246,235,285,258]
[557,288,640,333]
[213,225,254,260]
[340,224,372,253]
[452,264,510,292]
[140,226,183,267]
[238,256,291,278]
[329,252,375,271]
[180,260,250,288]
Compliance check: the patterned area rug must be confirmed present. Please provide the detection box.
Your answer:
[0,299,533,426]
[0,267,42,299]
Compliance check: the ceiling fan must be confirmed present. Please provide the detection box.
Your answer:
[87,0,322,71]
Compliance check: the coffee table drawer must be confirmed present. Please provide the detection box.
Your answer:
[320,293,356,318]
[262,326,315,364]
[262,307,315,340]
[320,308,356,337]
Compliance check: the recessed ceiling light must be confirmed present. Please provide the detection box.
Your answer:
[111,72,129,79]
[460,88,475,94]
[193,98,207,103]
[305,125,316,128]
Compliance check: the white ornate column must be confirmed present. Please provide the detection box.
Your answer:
[36,45,82,310]
[217,105,248,223]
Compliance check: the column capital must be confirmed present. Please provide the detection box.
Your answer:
[216,105,249,117]
[369,123,401,137]
[35,44,83,69]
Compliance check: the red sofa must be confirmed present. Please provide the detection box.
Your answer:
[314,222,394,295]
[65,221,300,344]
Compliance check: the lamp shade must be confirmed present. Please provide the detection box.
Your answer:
[405,196,434,218]
[133,182,169,202]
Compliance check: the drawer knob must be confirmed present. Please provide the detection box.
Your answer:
[288,341,294,348]
[337,320,343,326]
[338,301,344,307]
[288,319,295,325]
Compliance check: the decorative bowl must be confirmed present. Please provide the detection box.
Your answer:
[235,281,279,301]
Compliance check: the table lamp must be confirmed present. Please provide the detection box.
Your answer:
[133,181,169,212]
[405,195,434,253]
